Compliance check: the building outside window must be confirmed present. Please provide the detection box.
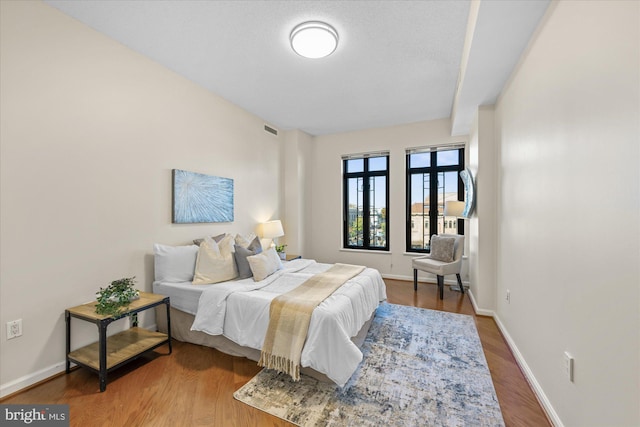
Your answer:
[406,145,464,253]
[343,152,389,250]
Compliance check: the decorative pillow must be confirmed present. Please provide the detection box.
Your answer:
[429,235,455,262]
[247,247,283,281]
[192,234,238,285]
[153,244,199,283]
[234,236,263,279]
[193,233,226,246]
[234,233,257,248]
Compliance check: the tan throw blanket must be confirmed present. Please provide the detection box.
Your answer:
[258,263,366,381]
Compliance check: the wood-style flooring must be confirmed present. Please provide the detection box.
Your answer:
[1,279,551,426]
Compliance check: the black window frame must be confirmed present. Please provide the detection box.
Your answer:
[406,147,465,253]
[343,154,390,251]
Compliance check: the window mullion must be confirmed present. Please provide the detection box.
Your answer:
[460,148,465,235]
[362,173,371,249]
[343,171,348,247]
[405,155,412,252]
[429,152,438,244]
[362,161,368,249]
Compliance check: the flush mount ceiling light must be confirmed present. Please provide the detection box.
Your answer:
[290,21,338,59]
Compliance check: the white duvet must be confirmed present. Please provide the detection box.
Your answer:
[190,259,387,386]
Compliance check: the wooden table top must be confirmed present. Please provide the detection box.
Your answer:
[66,292,166,320]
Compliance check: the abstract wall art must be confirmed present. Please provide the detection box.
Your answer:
[459,167,475,218]
[172,169,234,223]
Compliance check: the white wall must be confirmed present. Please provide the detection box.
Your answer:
[494,1,639,425]
[0,1,281,395]
[467,106,498,314]
[308,119,467,281]
[281,129,313,257]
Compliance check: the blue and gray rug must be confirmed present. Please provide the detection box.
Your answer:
[234,303,504,426]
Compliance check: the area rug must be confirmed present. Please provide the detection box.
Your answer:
[234,303,504,426]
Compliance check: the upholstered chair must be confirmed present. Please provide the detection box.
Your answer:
[412,234,465,299]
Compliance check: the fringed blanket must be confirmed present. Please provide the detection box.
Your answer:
[258,263,365,380]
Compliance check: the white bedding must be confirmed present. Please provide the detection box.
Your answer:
[189,259,387,386]
[152,280,211,315]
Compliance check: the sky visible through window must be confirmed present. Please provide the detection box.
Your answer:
[349,153,458,207]
[347,157,387,211]
[410,150,459,204]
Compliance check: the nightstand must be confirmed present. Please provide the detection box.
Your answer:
[285,254,301,261]
[65,292,172,392]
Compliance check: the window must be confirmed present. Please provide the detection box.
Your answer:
[406,146,464,253]
[343,152,389,250]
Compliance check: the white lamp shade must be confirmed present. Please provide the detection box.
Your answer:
[444,201,465,218]
[261,220,284,239]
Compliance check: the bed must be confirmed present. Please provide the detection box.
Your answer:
[152,255,387,387]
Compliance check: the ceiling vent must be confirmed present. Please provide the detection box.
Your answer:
[264,124,279,136]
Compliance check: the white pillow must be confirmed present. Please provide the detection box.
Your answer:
[153,244,199,283]
[247,247,283,281]
[235,233,257,248]
[192,234,238,285]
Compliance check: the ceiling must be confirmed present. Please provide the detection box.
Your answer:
[44,0,550,136]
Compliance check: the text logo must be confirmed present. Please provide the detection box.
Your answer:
[1,405,69,426]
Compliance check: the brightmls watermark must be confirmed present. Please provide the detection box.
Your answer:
[1,405,69,426]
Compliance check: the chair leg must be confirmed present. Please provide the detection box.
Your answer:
[413,269,418,291]
[437,275,444,300]
[456,274,464,294]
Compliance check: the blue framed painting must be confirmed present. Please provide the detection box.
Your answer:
[172,169,234,223]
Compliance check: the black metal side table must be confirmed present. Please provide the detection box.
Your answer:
[65,292,172,392]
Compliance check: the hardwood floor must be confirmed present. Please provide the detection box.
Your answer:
[2,279,551,427]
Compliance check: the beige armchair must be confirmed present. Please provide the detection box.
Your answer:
[412,234,464,299]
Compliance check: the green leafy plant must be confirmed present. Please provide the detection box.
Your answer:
[95,277,140,316]
[275,244,287,253]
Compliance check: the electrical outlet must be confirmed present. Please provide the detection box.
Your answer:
[506,290,510,303]
[7,319,22,339]
[563,351,574,382]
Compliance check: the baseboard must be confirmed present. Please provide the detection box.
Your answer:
[467,289,495,317]
[0,323,159,399]
[0,361,67,399]
[492,314,563,427]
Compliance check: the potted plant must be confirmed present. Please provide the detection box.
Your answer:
[275,244,287,260]
[95,277,140,316]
